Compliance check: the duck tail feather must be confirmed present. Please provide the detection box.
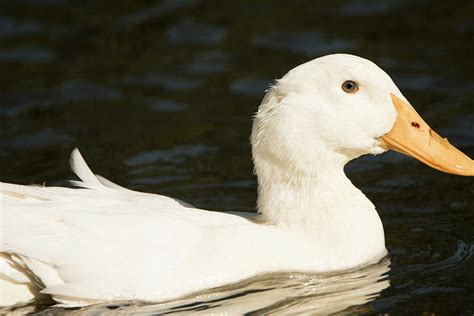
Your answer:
[69,149,108,190]
[69,149,127,191]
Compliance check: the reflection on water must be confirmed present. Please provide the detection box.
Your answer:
[0,0,473,314]
[7,259,390,315]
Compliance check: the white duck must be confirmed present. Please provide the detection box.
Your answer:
[1,54,473,307]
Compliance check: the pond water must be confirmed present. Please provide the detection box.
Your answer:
[0,0,473,314]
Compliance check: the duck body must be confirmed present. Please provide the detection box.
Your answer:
[1,151,386,305]
[1,54,472,306]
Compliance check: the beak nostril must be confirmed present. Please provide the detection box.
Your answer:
[411,122,420,129]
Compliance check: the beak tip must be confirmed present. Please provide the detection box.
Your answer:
[383,95,474,178]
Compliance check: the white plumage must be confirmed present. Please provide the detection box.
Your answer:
[1,54,470,307]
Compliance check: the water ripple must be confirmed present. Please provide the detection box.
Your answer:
[1,128,73,148]
[0,81,121,117]
[0,16,43,38]
[254,31,356,56]
[0,46,56,63]
[126,144,217,167]
[122,73,203,91]
[167,20,226,45]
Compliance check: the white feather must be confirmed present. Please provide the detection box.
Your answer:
[69,148,108,190]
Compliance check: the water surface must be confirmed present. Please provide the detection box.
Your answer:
[0,0,473,314]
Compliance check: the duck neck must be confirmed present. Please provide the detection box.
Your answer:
[255,153,375,228]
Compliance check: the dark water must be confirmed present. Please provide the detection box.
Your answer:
[0,0,473,314]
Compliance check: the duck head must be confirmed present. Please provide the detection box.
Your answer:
[251,54,474,178]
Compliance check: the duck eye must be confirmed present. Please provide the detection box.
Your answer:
[342,80,358,93]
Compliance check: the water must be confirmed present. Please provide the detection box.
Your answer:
[0,0,473,314]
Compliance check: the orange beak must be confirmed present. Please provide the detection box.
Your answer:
[379,94,474,176]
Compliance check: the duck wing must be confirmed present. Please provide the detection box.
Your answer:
[0,150,250,305]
